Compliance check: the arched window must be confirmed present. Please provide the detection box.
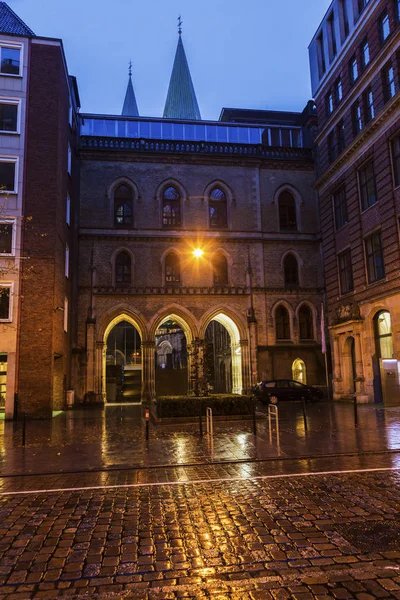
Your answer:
[165,252,180,285]
[276,305,290,340]
[279,190,297,231]
[209,187,228,229]
[284,254,299,286]
[299,305,314,340]
[114,184,133,227]
[213,253,228,285]
[162,186,181,227]
[374,310,393,358]
[115,251,131,285]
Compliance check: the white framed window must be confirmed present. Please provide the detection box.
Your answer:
[0,157,17,193]
[68,103,73,128]
[63,297,68,332]
[0,219,15,255]
[67,143,72,175]
[0,98,20,133]
[66,192,71,226]
[0,283,12,322]
[65,244,69,278]
[0,43,22,77]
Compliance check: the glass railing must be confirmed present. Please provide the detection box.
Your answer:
[80,116,304,148]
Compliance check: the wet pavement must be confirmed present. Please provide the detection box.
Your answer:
[0,402,399,476]
[0,402,399,598]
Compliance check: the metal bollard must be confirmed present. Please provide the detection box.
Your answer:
[353,395,358,427]
[252,396,257,435]
[301,397,308,432]
[198,398,203,437]
[22,412,26,447]
[206,407,213,438]
[145,407,149,440]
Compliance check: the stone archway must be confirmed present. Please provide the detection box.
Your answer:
[292,358,307,384]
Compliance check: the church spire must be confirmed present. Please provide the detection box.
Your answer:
[163,18,201,120]
[122,61,139,117]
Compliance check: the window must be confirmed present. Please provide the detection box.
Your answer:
[327,12,337,61]
[357,0,369,16]
[365,231,385,282]
[333,187,348,229]
[352,100,363,135]
[397,0,400,21]
[379,11,390,43]
[66,193,70,226]
[317,31,326,78]
[165,252,180,285]
[0,45,21,76]
[326,90,334,116]
[65,244,69,278]
[0,101,18,132]
[0,221,13,254]
[213,252,228,285]
[361,39,370,69]
[284,254,299,287]
[115,251,131,284]
[382,63,396,102]
[339,0,350,41]
[276,305,290,340]
[114,184,133,227]
[162,186,181,227]
[363,87,375,123]
[359,162,377,210]
[349,55,358,83]
[299,306,314,340]
[337,119,346,153]
[391,136,400,186]
[209,187,227,229]
[0,159,16,193]
[279,191,297,231]
[328,130,336,163]
[374,311,393,358]
[63,297,68,333]
[0,286,11,321]
[338,249,354,294]
[335,77,343,104]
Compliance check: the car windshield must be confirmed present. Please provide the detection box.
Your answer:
[289,381,305,388]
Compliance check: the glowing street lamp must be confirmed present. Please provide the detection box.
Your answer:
[192,248,204,258]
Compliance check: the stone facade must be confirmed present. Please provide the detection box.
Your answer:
[310,0,400,404]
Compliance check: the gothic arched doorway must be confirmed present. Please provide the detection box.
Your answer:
[203,314,242,394]
[155,319,188,395]
[105,320,142,402]
[292,358,307,384]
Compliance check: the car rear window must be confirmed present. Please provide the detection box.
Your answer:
[263,382,276,388]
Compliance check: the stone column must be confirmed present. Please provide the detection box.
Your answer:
[188,339,204,395]
[141,341,155,401]
[96,341,106,403]
[239,339,250,394]
[354,332,366,397]
[85,320,96,402]
[248,321,258,386]
[332,334,342,399]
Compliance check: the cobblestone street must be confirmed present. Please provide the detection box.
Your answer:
[0,404,399,598]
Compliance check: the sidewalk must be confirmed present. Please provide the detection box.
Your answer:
[0,401,399,476]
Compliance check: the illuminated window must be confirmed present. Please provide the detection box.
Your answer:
[209,187,227,229]
[165,252,180,285]
[162,186,181,227]
[374,311,393,358]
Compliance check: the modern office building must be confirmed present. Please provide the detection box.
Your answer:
[309,0,400,404]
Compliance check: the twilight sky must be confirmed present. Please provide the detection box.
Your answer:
[9,0,331,119]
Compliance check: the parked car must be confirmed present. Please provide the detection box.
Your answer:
[252,379,323,403]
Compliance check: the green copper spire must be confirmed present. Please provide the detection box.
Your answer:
[163,20,201,120]
[122,61,139,117]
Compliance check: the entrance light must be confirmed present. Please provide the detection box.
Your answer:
[192,248,204,258]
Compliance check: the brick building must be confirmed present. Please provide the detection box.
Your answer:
[309,0,400,404]
[0,3,80,418]
[0,4,326,417]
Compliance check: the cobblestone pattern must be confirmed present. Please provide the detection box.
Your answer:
[0,470,399,598]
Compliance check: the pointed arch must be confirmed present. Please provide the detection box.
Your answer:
[149,305,198,344]
[298,304,314,340]
[162,248,182,286]
[273,184,303,232]
[204,180,232,230]
[99,308,148,344]
[212,250,229,285]
[155,178,188,229]
[283,253,299,287]
[110,247,135,287]
[272,301,294,341]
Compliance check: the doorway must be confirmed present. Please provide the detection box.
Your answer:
[106,320,142,402]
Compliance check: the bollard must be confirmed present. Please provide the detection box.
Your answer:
[252,396,257,435]
[145,407,149,440]
[22,412,26,447]
[353,395,358,427]
[301,397,308,432]
[198,398,203,437]
[120,405,123,424]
